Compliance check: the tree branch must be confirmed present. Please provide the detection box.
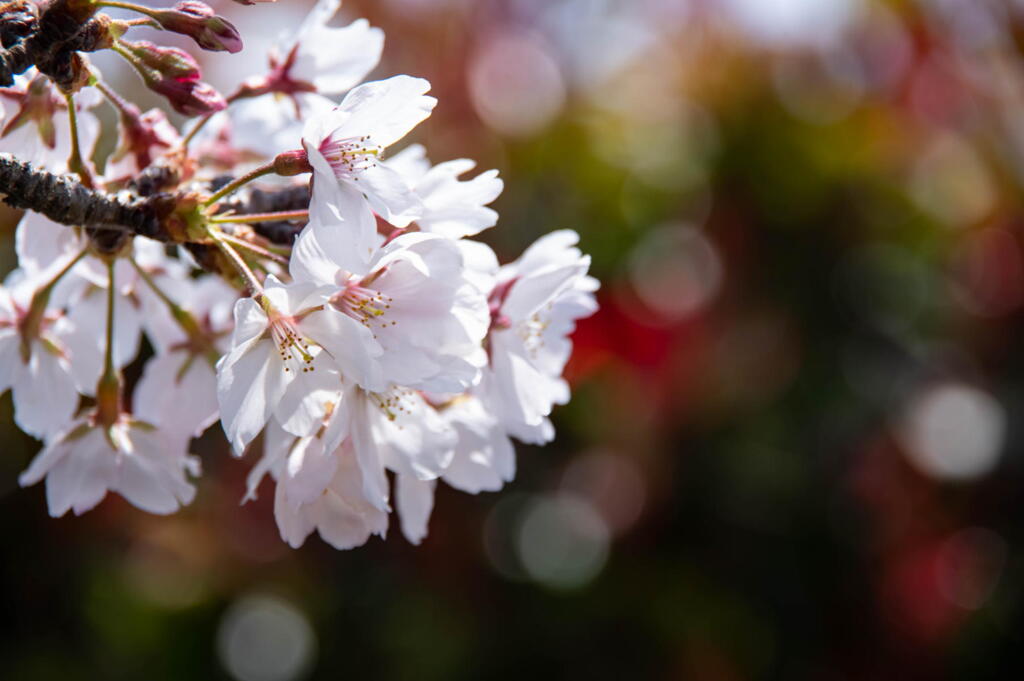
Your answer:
[0,152,174,240]
[0,0,112,90]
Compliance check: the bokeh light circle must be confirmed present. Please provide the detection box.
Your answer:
[217,594,317,681]
[516,494,610,590]
[899,383,1006,482]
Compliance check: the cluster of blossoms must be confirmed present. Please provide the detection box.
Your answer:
[0,0,596,549]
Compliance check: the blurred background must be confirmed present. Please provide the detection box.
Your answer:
[4,0,1024,678]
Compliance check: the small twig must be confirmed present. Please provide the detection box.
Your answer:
[213,229,289,266]
[202,161,277,207]
[209,209,308,225]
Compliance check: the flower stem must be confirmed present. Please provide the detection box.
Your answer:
[64,92,94,189]
[92,75,135,119]
[211,232,264,294]
[202,162,276,208]
[180,112,213,149]
[94,1,158,18]
[209,209,309,225]
[109,41,140,70]
[181,91,241,149]
[19,249,87,362]
[96,259,122,428]
[212,230,290,266]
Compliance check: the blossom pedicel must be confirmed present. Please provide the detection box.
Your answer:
[0,0,597,550]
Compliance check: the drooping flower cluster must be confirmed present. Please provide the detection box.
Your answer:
[0,0,596,550]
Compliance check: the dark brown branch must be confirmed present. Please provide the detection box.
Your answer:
[0,152,174,240]
[0,0,111,90]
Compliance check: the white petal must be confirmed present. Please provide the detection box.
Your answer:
[385,143,430,184]
[291,15,385,95]
[501,257,590,322]
[312,441,389,549]
[247,422,292,502]
[274,481,316,548]
[230,95,302,158]
[301,307,385,393]
[281,435,338,508]
[43,428,116,517]
[416,161,503,238]
[396,474,435,545]
[13,344,78,438]
[357,163,423,228]
[0,329,21,392]
[350,394,390,511]
[274,359,342,439]
[217,338,290,455]
[15,211,85,274]
[134,351,219,439]
[115,427,195,514]
[230,296,270,347]
[291,181,377,282]
[328,75,437,149]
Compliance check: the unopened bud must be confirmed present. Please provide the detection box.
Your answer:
[157,79,227,117]
[120,39,200,81]
[273,149,312,176]
[118,40,226,116]
[150,2,243,54]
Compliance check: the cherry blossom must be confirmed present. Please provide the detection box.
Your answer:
[291,221,490,394]
[387,144,505,238]
[216,275,381,454]
[0,266,84,438]
[483,230,599,444]
[0,74,100,172]
[229,0,384,157]
[0,0,599,550]
[18,407,200,517]
[302,75,437,227]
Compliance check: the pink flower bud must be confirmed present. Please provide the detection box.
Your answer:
[120,39,201,81]
[150,2,243,54]
[156,79,227,117]
[118,40,226,116]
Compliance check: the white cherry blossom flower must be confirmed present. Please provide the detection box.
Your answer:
[228,0,384,157]
[18,408,199,517]
[285,1,384,96]
[250,381,457,547]
[349,384,455,544]
[0,75,100,172]
[0,266,87,438]
[387,144,504,238]
[248,408,389,550]
[302,75,437,227]
[484,230,598,444]
[216,275,382,454]
[291,225,490,393]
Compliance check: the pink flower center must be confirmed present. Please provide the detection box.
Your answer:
[320,134,382,180]
[332,277,396,333]
[268,314,316,374]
